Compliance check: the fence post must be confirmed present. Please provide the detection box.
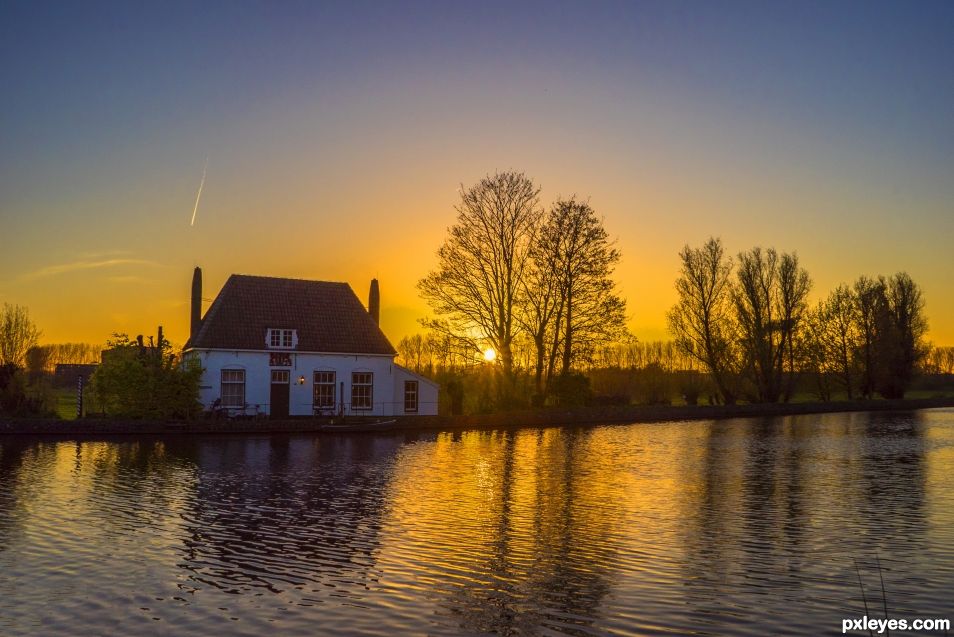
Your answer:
[77,375,84,419]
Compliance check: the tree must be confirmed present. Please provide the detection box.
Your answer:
[418,171,542,377]
[815,285,862,398]
[852,272,927,399]
[876,272,928,398]
[0,304,41,368]
[732,247,811,403]
[91,328,203,419]
[667,237,739,404]
[854,276,885,398]
[548,199,627,376]
[519,198,626,397]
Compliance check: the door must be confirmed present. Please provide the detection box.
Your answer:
[270,370,290,417]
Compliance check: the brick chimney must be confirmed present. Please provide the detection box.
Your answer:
[191,267,202,339]
[368,278,380,325]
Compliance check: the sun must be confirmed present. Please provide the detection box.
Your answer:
[483,348,497,362]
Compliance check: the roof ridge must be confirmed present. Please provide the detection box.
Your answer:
[230,273,350,285]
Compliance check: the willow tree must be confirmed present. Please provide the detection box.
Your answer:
[667,238,739,404]
[418,171,542,377]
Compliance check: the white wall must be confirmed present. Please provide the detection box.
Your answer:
[392,364,440,416]
[186,350,438,416]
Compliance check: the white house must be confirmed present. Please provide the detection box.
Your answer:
[183,268,438,417]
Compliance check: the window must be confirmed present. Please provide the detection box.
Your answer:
[267,328,295,349]
[313,371,336,409]
[404,380,418,413]
[271,370,290,384]
[221,369,245,407]
[351,372,373,411]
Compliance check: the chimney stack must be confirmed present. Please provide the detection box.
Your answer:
[368,278,380,325]
[191,267,202,339]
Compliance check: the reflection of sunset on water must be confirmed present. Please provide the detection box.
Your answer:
[5,412,949,635]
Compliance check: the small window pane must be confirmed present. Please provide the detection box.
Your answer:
[313,371,336,409]
[404,381,418,413]
[351,372,373,410]
[221,369,245,407]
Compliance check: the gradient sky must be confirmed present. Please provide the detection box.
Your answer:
[2,1,953,348]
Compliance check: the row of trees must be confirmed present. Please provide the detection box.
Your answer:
[668,237,928,403]
[418,171,626,403]
[25,343,101,377]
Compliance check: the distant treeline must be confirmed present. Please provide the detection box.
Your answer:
[25,342,101,376]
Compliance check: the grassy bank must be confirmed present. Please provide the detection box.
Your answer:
[3,396,954,436]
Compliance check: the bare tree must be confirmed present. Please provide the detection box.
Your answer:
[667,238,739,404]
[818,284,862,398]
[418,171,542,377]
[518,214,563,397]
[853,276,885,398]
[549,199,626,375]
[732,248,811,403]
[0,304,42,368]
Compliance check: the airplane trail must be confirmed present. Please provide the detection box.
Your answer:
[190,157,208,226]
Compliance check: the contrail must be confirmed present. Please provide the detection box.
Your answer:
[190,157,208,227]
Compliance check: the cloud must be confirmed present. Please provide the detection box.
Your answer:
[106,275,157,285]
[22,258,163,280]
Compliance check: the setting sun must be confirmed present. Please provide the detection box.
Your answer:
[483,348,497,362]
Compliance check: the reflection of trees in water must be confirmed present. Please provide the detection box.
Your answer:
[0,440,183,552]
[0,439,35,553]
[678,412,929,634]
[384,428,622,636]
[177,434,400,600]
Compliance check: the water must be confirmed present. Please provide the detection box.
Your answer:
[1,409,953,636]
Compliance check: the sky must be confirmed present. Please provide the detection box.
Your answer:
[1,0,953,348]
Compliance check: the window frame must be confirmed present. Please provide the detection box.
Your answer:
[313,371,336,410]
[267,328,296,350]
[404,380,418,413]
[221,369,246,407]
[351,371,373,411]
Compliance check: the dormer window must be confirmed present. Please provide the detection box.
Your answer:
[267,328,297,349]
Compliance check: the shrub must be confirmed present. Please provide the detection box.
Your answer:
[91,331,203,419]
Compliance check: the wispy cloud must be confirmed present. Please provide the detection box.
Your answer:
[106,275,157,285]
[22,258,163,281]
[77,249,133,260]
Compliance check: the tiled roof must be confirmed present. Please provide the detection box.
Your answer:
[186,275,396,356]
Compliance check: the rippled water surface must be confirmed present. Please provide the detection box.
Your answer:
[2,409,954,636]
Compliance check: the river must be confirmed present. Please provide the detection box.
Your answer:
[1,409,953,636]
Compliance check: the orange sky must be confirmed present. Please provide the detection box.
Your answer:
[2,4,953,348]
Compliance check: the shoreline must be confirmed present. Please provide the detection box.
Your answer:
[2,397,953,437]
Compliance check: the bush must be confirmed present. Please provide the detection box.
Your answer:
[0,363,57,417]
[91,332,203,419]
[552,372,592,407]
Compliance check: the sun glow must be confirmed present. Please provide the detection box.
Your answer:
[483,348,497,362]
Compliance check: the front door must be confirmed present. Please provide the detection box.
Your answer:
[270,370,290,417]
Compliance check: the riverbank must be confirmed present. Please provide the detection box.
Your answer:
[2,396,954,436]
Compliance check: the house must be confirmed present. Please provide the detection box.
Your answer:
[183,268,438,417]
